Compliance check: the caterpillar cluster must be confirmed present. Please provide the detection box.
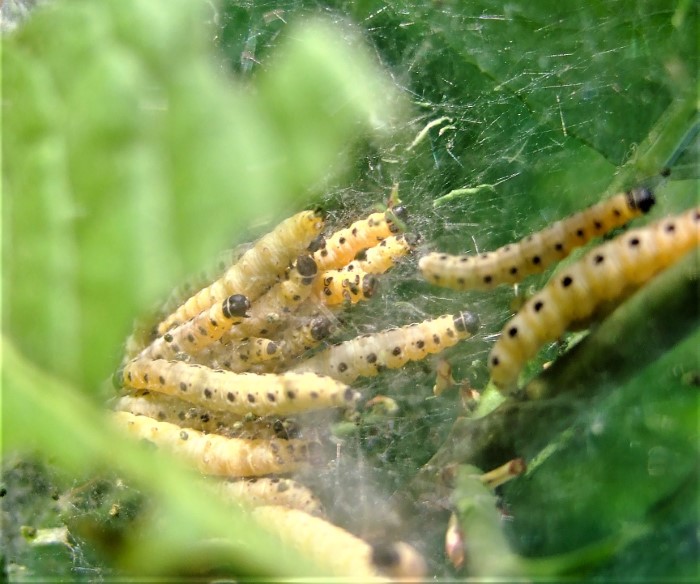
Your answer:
[114,203,493,580]
[419,188,656,291]
[488,206,700,392]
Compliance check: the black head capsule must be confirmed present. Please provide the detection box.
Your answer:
[362,274,379,298]
[454,311,480,335]
[628,188,656,214]
[111,365,126,390]
[307,234,326,253]
[309,316,332,341]
[391,205,408,221]
[295,254,318,278]
[222,294,250,319]
[403,232,420,247]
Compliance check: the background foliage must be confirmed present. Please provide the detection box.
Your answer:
[2,0,698,579]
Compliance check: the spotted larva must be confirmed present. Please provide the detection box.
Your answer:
[313,269,379,307]
[138,294,250,361]
[113,411,310,476]
[291,311,480,383]
[420,188,656,291]
[250,506,425,580]
[489,207,700,393]
[192,337,281,372]
[274,315,334,362]
[158,209,324,334]
[313,208,405,272]
[214,478,324,515]
[120,359,360,416]
[112,392,280,439]
[341,233,417,275]
[220,255,319,343]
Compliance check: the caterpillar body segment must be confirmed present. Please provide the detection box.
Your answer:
[291,311,480,383]
[157,210,324,334]
[278,316,334,361]
[221,255,319,343]
[121,359,360,416]
[420,188,656,291]
[193,337,281,372]
[313,210,403,272]
[250,506,425,580]
[215,478,324,515]
[139,294,250,360]
[341,233,417,275]
[112,392,281,439]
[489,207,700,393]
[313,269,378,307]
[113,411,309,476]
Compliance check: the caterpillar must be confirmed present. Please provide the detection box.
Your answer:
[214,477,324,516]
[157,209,324,334]
[192,337,281,373]
[112,392,281,439]
[313,208,405,272]
[341,233,417,275]
[278,315,334,361]
[220,254,319,343]
[138,294,250,361]
[113,411,311,477]
[419,188,656,291]
[250,505,425,580]
[291,311,480,383]
[313,269,378,307]
[120,358,360,416]
[489,206,700,393]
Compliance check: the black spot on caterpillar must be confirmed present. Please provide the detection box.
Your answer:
[113,411,309,476]
[489,206,700,393]
[158,209,324,334]
[313,210,403,272]
[278,316,334,362]
[121,358,360,416]
[420,188,656,290]
[291,311,480,383]
[138,294,250,360]
[189,337,280,373]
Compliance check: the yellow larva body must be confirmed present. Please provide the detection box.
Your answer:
[278,315,334,361]
[158,210,324,334]
[340,233,417,275]
[121,358,360,416]
[313,210,402,272]
[420,188,656,291]
[313,269,378,307]
[221,255,319,342]
[291,311,480,383]
[489,207,700,393]
[112,392,285,439]
[250,506,425,580]
[113,411,309,477]
[215,478,324,515]
[192,337,281,373]
[139,294,250,360]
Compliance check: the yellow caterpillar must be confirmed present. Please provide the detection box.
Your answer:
[139,294,250,360]
[214,478,324,515]
[420,188,656,291]
[120,358,360,416]
[313,208,405,272]
[489,207,700,393]
[113,411,310,477]
[341,233,417,275]
[313,269,378,306]
[291,311,480,383]
[250,505,426,580]
[158,209,324,334]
